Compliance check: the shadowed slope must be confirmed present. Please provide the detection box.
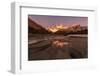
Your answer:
[28,18,51,34]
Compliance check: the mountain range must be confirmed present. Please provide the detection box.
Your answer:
[28,18,88,35]
[51,24,88,34]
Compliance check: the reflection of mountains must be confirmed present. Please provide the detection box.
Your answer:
[28,18,88,34]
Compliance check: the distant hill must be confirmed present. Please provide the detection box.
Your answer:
[56,29,87,35]
[28,18,51,34]
[50,24,88,35]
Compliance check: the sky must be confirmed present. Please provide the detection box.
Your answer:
[29,15,88,28]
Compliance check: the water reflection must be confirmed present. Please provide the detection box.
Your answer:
[51,39,69,47]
